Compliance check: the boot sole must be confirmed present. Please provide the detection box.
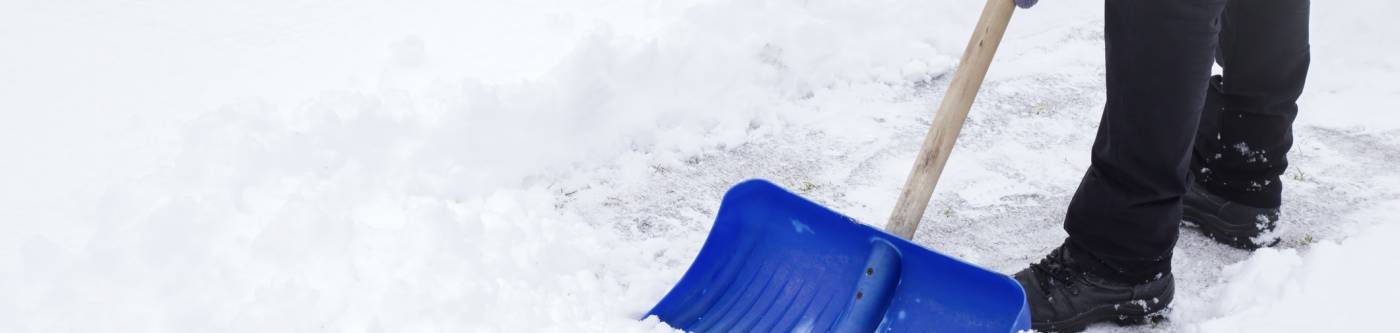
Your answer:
[1182,205,1278,250]
[1032,288,1174,332]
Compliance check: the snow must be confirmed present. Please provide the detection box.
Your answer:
[1,0,1398,332]
[1199,200,1400,332]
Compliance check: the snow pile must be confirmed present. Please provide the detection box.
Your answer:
[1199,201,1400,332]
[1,0,1398,332]
[0,0,996,331]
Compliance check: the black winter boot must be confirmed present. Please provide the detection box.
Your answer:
[1013,243,1173,332]
[1182,182,1281,250]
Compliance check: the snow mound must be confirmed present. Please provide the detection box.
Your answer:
[2,0,1399,332]
[1199,201,1400,332]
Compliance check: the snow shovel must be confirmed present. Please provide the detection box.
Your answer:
[644,0,1028,331]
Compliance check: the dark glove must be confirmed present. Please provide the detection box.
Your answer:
[1016,0,1038,9]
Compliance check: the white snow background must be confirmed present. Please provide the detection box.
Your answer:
[2,0,1398,332]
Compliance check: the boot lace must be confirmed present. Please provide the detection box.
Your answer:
[1030,249,1083,296]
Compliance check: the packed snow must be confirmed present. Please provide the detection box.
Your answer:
[2,0,1397,332]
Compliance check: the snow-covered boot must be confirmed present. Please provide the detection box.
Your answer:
[1013,243,1173,332]
[1182,182,1281,250]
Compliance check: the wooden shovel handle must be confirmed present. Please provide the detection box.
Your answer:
[885,0,1015,239]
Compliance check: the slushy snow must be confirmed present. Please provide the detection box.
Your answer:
[2,0,1398,332]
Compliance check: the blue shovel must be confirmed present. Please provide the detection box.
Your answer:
[645,0,1030,331]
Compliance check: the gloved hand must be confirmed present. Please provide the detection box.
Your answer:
[1015,0,1038,9]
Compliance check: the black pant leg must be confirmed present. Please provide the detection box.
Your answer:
[1064,0,1226,282]
[1193,0,1311,208]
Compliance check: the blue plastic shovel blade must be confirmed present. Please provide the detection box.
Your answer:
[645,179,1030,332]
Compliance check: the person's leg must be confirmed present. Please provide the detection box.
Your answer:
[1062,0,1226,283]
[1014,1,1227,330]
[1192,0,1310,208]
